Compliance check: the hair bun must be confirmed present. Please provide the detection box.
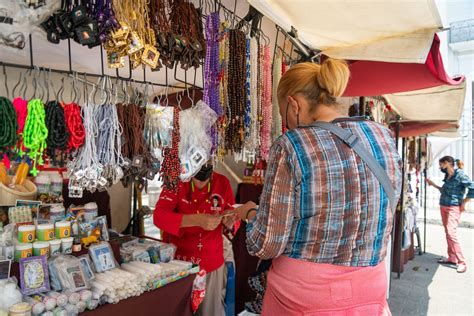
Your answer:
[316,59,350,98]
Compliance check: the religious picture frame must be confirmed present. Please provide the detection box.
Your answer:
[89,243,116,273]
[19,256,50,295]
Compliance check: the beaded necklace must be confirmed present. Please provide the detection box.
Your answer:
[64,102,85,152]
[225,29,246,154]
[0,97,18,149]
[23,99,48,176]
[217,22,230,159]
[246,37,259,156]
[256,40,264,148]
[271,53,283,141]
[260,45,272,161]
[12,97,27,156]
[244,35,251,141]
[13,97,27,134]
[160,106,181,191]
[45,101,69,165]
[281,61,288,134]
[204,12,221,154]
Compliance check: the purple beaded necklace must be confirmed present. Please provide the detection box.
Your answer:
[203,12,221,153]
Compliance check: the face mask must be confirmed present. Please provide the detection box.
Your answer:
[440,167,448,174]
[194,164,213,181]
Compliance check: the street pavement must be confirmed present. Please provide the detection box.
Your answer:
[389,223,473,316]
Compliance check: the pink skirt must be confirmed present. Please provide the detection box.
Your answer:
[262,256,391,316]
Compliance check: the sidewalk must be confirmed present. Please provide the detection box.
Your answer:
[388,223,474,315]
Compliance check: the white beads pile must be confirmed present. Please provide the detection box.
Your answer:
[121,261,166,287]
[90,268,143,304]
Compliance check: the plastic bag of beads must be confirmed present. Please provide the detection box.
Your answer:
[0,277,22,312]
[178,101,218,182]
[46,291,67,307]
[76,301,86,313]
[86,299,98,311]
[144,104,174,152]
[64,304,78,316]
[23,296,46,315]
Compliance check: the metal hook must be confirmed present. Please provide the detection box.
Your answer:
[82,73,88,105]
[121,80,127,103]
[57,77,65,101]
[2,64,9,98]
[31,67,39,100]
[143,82,150,106]
[186,86,194,107]
[21,69,31,100]
[176,92,183,110]
[89,78,97,105]
[12,71,23,98]
[35,67,45,102]
[70,72,79,104]
[111,77,119,104]
[42,68,49,102]
[98,76,108,105]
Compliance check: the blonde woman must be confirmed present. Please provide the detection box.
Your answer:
[235,59,402,315]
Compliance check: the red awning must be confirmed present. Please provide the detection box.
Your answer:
[391,121,458,138]
[343,35,464,97]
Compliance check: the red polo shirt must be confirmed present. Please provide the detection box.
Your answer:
[153,172,237,272]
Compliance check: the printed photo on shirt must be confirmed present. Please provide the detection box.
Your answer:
[210,194,224,214]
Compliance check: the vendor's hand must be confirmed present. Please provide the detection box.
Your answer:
[196,214,222,231]
[221,210,239,229]
[235,201,258,220]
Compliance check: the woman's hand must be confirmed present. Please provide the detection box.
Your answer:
[196,214,223,230]
[460,198,470,213]
[221,211,239,229]
[182,214,223,230]
[235,201,258,221]
[426,178,435,187]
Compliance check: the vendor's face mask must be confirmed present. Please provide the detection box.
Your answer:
[194,164,213,181]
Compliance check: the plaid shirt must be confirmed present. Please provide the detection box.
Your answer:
[247,118,402,267]
[440,169,474,206]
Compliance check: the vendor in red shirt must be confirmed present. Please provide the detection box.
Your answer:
[154,163,238,316]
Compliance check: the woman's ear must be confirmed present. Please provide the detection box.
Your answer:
[288,95,299,113]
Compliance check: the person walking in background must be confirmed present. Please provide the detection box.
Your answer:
[427,156,474,273]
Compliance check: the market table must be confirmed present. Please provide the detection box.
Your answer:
[81,274,195,316]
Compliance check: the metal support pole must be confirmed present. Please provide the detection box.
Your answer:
[29,34,34,68]
[397,137,407,279]
[67,38,73,73]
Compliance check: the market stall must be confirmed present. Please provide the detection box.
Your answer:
[0,0,469,315]
[0,0,280,315]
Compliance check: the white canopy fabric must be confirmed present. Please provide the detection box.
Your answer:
[384,81,466,122]
[247,0,443,63]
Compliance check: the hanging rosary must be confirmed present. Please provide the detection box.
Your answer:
[260,45,272,161]
[64,102,85,152]
[160,105,181,192]
[45,101,69,165]
[226,28,246,153]
[204,11,221,154]
[0,97,18,151]
[23,99,48,176]
[217,21,230,159]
